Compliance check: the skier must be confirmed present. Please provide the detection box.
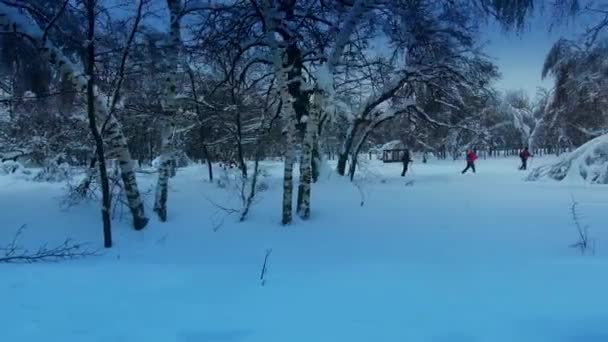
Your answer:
[461,149,477,174]
[519,147,532,170]
[401,149,412,176]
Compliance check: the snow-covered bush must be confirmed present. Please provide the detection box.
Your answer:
[0,160,22,175]
[174,151,193,168]
[527,134,608,184]
[215,167,232,189]
[33,162,73,183]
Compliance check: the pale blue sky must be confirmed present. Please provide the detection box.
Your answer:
[482,11,597,99]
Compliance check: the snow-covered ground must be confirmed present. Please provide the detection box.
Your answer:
[2,156,608,342]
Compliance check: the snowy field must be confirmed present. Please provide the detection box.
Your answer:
[2,156,608,342]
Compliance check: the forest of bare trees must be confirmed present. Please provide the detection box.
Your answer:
[1,0,607,246]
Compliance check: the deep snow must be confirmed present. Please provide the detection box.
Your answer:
[1,156,608,342]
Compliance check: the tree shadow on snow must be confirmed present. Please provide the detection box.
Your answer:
[177,329,253,342]
[516,316,608,342]
[430,332,480,342]
[561,332,608,342]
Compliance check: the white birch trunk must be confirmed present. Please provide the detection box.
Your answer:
[277,66,296,225]
[263,0,297,224]
[297,96,320,219]
[0,4,149,230]
[282,121,296,225]
[153,119,175,221]
[153,0,182,221]
[104,113,149,229]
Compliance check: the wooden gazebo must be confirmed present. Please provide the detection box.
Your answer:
[382,149,408,163]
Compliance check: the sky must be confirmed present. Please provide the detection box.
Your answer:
[115,0,601,102]
[482,11,596,100]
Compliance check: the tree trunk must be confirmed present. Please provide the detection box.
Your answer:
[235,110,248,178]
[153,120,174,222]
[188,69,213,182]
[104,117,149,230]
[349,132,368,181]
[297,110,317,219]
[85,0,112,248]
[337,154,348,176]
[276,64,296,225]
[349,129,369,181]
[311,114,326,183]
[348,119,387,181]
[311,139,321,183]
[240,139,265,222]
[265,1,298,225]
[153,0,183,221]
[202,132,214,182]
[348,155,358,181]
[282,117,296,225]
[337,121,359,176]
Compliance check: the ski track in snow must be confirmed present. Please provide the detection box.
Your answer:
[1,156,608,342]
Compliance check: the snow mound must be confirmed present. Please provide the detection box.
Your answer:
[527,134,608,184]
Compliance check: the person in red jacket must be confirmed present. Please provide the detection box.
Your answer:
[461,149,477,174]
[519,147,532,170]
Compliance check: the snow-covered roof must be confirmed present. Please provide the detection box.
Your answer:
[380,140,405,151]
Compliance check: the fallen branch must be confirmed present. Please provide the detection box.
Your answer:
[0,225,99,264]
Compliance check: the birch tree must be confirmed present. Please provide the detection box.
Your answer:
[0,0,149,230]
[295,0,369,218]
[84,0,112,247]
[260,0,298,224]
[153,0,184,222]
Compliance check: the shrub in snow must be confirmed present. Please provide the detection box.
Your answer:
[33,162,73,183]
[174,151,193,168]
[151,152,192,169]
[0,160,23,175]
[314,157,332,182]
[256,180,269,193]
[215,168,231,189]
[527,134,608,184]
[151,156,161,169]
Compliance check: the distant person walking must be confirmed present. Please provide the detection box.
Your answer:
[519,147,532,170]
[401,149,412,176]
[461,149,477,174]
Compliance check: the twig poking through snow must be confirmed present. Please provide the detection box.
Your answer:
[569,195,593,255]
[353,180,366,207]
[260,248,272,287]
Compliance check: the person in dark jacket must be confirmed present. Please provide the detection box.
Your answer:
[401,149,412,176]
[461,149,477,174]
[519,147,532,170]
